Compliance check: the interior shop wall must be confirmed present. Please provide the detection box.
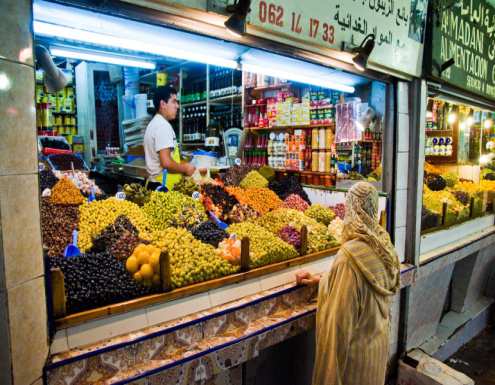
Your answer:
[0,1,49,385]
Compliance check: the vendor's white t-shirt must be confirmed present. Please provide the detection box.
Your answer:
[144,114,177,179]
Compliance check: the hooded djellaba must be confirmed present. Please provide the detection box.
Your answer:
[312,181,400,385]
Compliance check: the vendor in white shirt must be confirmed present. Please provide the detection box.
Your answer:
[144,86,195,190]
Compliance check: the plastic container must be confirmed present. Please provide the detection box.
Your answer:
[191,150,218,168]
[134,94,149,119]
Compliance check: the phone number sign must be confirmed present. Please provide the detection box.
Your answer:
[248,0,428,77]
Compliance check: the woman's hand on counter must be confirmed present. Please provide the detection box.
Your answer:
[296,271,320,286]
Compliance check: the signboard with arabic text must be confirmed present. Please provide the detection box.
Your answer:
[430,0,495,100]
[247,0,428,77]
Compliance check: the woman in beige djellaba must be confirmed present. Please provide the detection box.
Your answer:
[297,182,400,385]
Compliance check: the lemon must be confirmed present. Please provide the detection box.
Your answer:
[136,249,149,265]
[140,263,154,279]
[133,271,143,282]
[126,256,139,274]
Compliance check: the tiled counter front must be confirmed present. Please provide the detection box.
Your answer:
[45,255,416,385]
[45,284,317,385]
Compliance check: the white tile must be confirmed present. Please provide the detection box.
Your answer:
[50,330,68,355]
[397,82,409,114]
[397,113,410,153]
[146,292,211,326]
[259,267,300,291]
[208,278,262,307]
[394,227,406,262]
[67,309,147,349]
[395,189,408,228]
[396,152,409,189]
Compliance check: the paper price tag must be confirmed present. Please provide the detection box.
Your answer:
[115,191,126,200]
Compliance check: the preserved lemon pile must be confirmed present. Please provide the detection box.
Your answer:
[126,243,162,287]
[78,198,150,252]
[143,191,207,231]
[152,228,239,288]
[255,208,337,253]
[227,222,298,268]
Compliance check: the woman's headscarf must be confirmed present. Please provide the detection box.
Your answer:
[342,182,400,291]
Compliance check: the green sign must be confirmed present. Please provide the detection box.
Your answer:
[431,0,495,100]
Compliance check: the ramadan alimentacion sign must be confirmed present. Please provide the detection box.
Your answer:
[430,0,495,100]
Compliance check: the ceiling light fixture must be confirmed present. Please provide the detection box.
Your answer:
[34,21,238,69]
[224,0,251,37]
[50,47,156,69]
[242,62,355,93]
[352,34,375,72]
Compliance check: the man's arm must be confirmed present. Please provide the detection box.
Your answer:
[159,148,195,176]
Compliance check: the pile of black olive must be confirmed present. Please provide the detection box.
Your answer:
[191,221,228,247]
[269,175,311,203]
[39,169,59,191]
[49,252,154,313]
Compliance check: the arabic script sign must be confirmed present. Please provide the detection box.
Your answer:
[247,0,428,77]
[430,0,495,100]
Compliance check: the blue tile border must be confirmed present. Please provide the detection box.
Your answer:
[111,310,316,385]
[44,283,306,372]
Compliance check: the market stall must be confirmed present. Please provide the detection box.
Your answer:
[26,1,431,384]
[419,0,495,260]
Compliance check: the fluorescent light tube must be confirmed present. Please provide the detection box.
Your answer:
[34,21,238,69]
[242,62,355,93]
[50,47,156,69]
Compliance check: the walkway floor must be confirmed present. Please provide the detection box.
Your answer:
[447,326,495,385]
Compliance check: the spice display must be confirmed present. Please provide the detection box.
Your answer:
[255,208,337,253]
[152,228,239,288]
[278,226,301,249]
[305,204,336,226]
[240,170,269,188]
[39,169,59,192]
[282,194,310,212]
[172,177,199,196]
[226,187,282,215]
[330,203,346,220]
[49,252,154,313]
[50,177,85,205]
[328,217,344,244]
[126,243,162,287]
[226,204,260,223]
[201,184,239,219]
[78,198,150,252]
[268,175,310,203]
[191,221,228,247]
[223,165,255,186]
[227,222,298,268]
[441,172,459,188]
[217,235,241,265]
[143,191,207,231]
[425,174,447,191]
[54,170,103,196]
[48,153,86,170]
[40,198,79,257]
[123,183,151,206]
